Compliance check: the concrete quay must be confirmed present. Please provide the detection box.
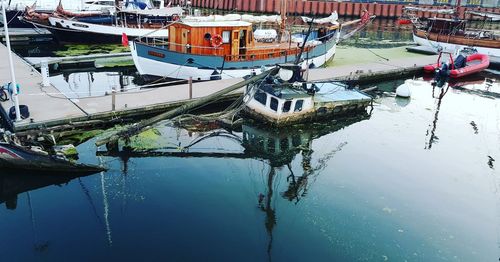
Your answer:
[0,43,437,133]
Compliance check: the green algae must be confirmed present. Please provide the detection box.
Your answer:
[326,46,427,67]
[58,129,104,145]
[127,128,169,151]
[95,57,134,68]
[55,44,130,57]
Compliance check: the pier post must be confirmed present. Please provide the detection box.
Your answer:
[2,0,21,122]
[41,60,50,87]
[188,77,193,99]
[111,87,116,111]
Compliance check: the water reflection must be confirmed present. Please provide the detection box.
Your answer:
[0,171,91,210]
[425,85,450,150]
[49,67,143,99]
[97,114,370,260]
[242,119,367,260]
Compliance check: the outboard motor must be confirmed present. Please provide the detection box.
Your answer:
[433,62,450,88]
[454,54,467,69]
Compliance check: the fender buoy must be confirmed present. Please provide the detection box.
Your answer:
[210,34,223,48]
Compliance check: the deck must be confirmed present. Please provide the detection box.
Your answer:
[0,42,439,133]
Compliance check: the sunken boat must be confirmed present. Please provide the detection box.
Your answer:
[0,131,105,174]
[243,64,372,126]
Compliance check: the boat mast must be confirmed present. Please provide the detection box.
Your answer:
[1,0,21,122]
[455,0,461,19]
[279,0,287,42]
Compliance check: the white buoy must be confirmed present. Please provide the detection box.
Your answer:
[396,80,412,98]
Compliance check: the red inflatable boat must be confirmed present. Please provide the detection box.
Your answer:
[423,53,490,78]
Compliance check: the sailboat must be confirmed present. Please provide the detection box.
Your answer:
[21,1,184,43]
[404,1,500,58]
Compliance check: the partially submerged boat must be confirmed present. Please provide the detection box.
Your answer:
[424,51,490,79]
[0,131,105,174]
[243,64,372,126]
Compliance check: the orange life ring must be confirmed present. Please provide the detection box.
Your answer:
[210,34,223,48]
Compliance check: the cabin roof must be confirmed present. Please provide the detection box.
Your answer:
[181,20,252,28]
[313,82,372,103]
[120,6,184,16]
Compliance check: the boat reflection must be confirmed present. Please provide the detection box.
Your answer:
[49,67,142,99]
[0,170,94,210]
[96,114,370,260]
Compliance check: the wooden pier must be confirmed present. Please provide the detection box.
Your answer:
[0,42,438,133]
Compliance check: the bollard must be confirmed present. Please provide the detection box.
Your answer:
[188,76,193,99]
[111,87,116,111]
[41,60,50,87]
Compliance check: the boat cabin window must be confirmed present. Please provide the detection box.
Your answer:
[282,100,292,113]
[204,33,211,40]
[270,97,279,112]
[267,139,275,153]
[222,31,230,43]
[255,90,267,105]
[280,138,289,150]
[294,100,304,112]
[292,135,301,147]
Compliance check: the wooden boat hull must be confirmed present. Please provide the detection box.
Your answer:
[0,142,105,174]
[413,30,500,58]
[45,17,168,44]
[131,40,337,80]
[243,101,370,127]
[423,53,490,78]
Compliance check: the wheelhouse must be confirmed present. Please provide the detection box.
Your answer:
[164,21,338,62]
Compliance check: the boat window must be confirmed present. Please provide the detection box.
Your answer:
[204,33,212,40]
[294,100,304,112]
[270,97,278,112]
[267,138,275,153]
[255,90,267,105]
[282,100,292,113]
[256,136,264,150]
[292,135,301,147]
[280,138,289,150]
[222,31,230,43]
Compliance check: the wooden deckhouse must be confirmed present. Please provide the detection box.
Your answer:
[131,19,340,80]
[166,20,338,62]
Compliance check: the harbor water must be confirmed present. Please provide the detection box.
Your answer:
[1,73,499,261]
[1,16,500,261]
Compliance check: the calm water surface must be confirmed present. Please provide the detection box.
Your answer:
[1,74,499,261]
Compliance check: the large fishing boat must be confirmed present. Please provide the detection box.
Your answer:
[404,3,500,58]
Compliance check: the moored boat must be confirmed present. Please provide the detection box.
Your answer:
[0,141,106,173]
[0,130,105,174]
[424,52,490,79]
[404,4,500,59]
[130,12,366,80]
[243,64,373,126]
[22,4,183,43]
[0,141,107,173]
